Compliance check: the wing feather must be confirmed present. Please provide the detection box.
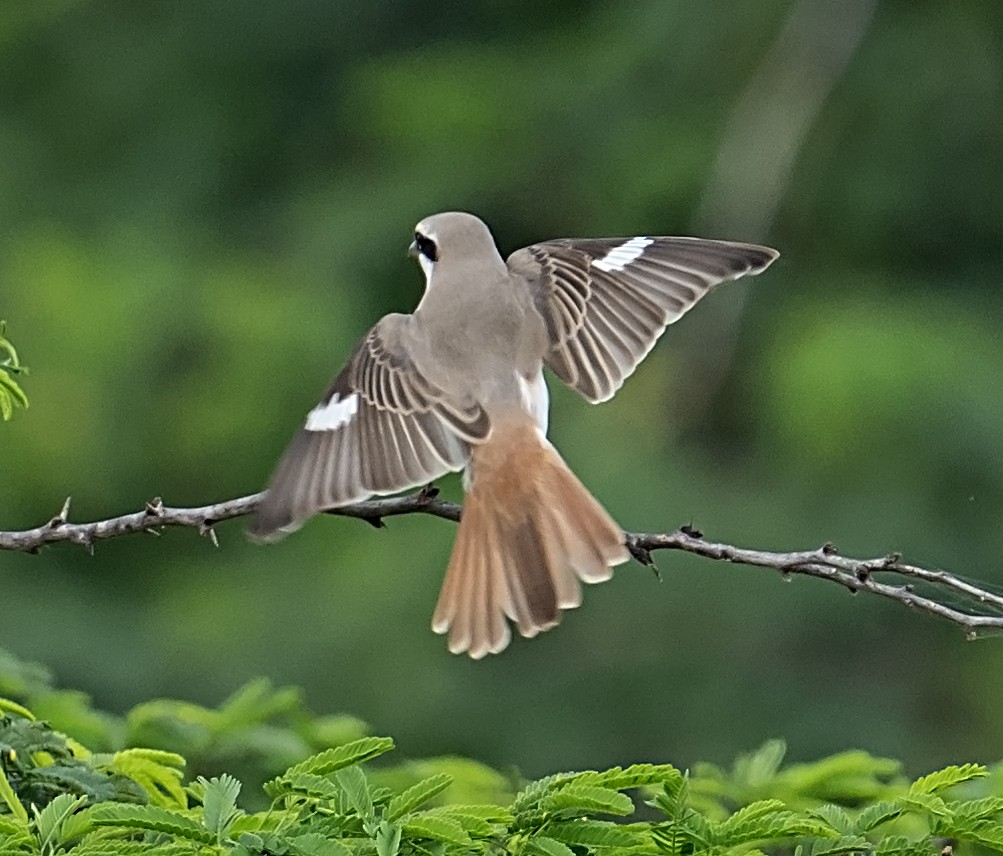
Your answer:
[249,313,490,540]
[508,236,778,403]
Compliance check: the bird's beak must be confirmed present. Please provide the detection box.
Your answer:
[407,240,418,259]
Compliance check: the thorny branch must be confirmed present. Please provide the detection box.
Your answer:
[1,490,1001,638]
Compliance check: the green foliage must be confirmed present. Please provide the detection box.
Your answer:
[0,653,370,809]
[91,750,187,810]
[689,740,904,814]
[2,675,1003,856]
[2,689,1002,856]
[383,772,452,821]
[1,1,1001,783]
[0,321,28,422]
[0,713,153,812]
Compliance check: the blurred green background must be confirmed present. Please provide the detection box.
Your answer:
[2,0,1002,779]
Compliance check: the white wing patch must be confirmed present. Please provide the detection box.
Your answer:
[305,392,359,432]
[591,237,654,272]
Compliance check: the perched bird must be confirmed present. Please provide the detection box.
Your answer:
[249,212,778,657]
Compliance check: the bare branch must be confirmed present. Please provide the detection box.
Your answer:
[2,490,1000,637]
[0,490,457,553]
[623,531,1003,638]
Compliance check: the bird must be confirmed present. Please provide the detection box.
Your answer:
[248,212,778,658]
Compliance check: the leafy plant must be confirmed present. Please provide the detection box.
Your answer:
[0,651,370,808]
[1,652,1002,855]
[0,320,28,421]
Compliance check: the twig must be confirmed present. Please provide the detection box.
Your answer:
[623,532,1003,639]
[1,491,1000,638]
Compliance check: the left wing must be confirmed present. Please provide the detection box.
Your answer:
[507,236,779,403]
[249,313,490,541]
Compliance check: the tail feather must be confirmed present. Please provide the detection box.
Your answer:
[432,418,629,658]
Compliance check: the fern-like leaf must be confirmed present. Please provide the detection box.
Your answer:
[32,792,87,849]
[544,819,648,849]
[873,834,934,856]
[68,840,201,856]
[375,820,402,856]
[811,804,855,835]
[855,801,902,832]
[799,835,872,856]
[385,773,453,821]
[103,749,187,808]
[959,819,1003,851]
[910,765,987,795]
[273,772,343,800]
[0,814,29,836]
[0,370,27,422]
[421,806,502,836]
[899,792,951,819]
[947,797,1003,825]
[335,765,373,820]
[401,813,471,845]
[200,773,242,842]
[56,803,100,844]
[527,835,577,856]
[428,804,513,822]
[540,784,635,817]
[371,786,394,808]
[282,738,394,779]
[286,831,357,856]
[512,773,580,816]
[89,804,215,844]
[0,322,28,423]
[715,800,811,845]
[572,764,683,792]
[21,764,146,806]
[649,775,690,822]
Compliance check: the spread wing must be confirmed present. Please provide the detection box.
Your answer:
[507,236,779,403]
[249,313,490,541]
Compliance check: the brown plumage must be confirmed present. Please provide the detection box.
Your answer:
[249,212,779,656]
[431,416,628,658]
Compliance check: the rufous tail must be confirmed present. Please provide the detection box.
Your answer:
[431,417,629,658]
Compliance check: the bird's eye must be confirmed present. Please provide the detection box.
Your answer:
[415,232,438,262]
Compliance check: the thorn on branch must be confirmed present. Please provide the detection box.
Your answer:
[855,565,870,583]
[199,520,219,548]
[49,496,72,528]
[364,517,386,530]
[418,484,439,501]
[680,523,703,539]
[883,552,901,566]
[68,529,94,554]
[626,536,657,571]
[144,497,164,517]
[821,542,838,555]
